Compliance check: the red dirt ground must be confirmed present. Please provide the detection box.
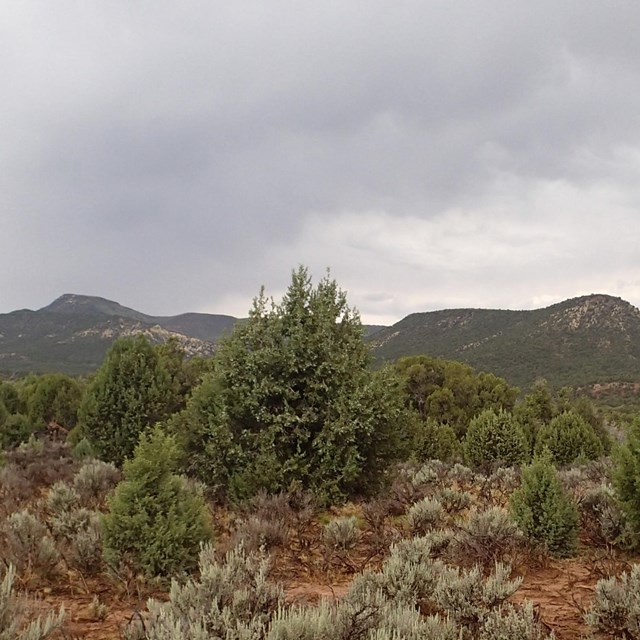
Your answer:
[30,555,622,640]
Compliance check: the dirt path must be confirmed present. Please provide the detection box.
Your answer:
[512,559,597,640]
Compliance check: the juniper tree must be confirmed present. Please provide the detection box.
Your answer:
[79,335,176,465]
[102,426,212,577]
[510,450,579,557]
[173,266,411,503]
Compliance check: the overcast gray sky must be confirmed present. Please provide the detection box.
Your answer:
[2,1,640,324]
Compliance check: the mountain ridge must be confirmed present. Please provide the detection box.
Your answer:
[2,292,640,390]
[367,293,640,388]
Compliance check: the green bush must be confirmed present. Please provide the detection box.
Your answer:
[535,410,603,465]
[0,414,33,449]
[79,336,177,465]
[102,426,212,577]
[463,409,528,471]
[614,417,640,545]
[414,420,461,463]
[510,451,579,557]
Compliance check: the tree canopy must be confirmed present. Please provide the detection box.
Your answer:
[79,335,177,465]
[172,266,411,502]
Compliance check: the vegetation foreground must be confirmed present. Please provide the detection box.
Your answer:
[2,267,640,639]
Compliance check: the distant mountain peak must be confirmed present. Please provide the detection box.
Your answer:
[549,294,640,332]
[40,294,149,321]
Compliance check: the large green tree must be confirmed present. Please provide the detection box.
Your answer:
[173,267,411,502]
[79,335,176,465]
[393,355,519,437]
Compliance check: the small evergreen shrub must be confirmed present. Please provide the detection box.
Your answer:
[102,426,212,577]
[437,488,473,515]
[433,562,521,631]
[71,437,94,460]
[614,417,640,544]
[463,409,528,471]
[535,411,603,465]
[580,484,627,547]
[510,451,579,557]
[480,602,555,640]
[414,420,461,463]
[68,516,103,574]
[447,463,476,489]
[586,564,640,638]
[407,497,445,535]
[483,467,521,500]
[0,414,33,450]
[234,515,290,553]
[17,434,43,456]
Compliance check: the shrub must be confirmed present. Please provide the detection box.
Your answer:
[437,488,473,515]
[46,481,79,516]
[0,564,65,639]
[480,602,554,640]
[2,510,60,577]
[73,459,120,508]
[447,463,476,489]
[72,437,94,460]
[323,516,361,552]
[0,414,33,449]
[414,420,461,463]
[535,411,603,465]
[144,544,284,638]
[67,515,103,574]
[510,451,579,557]
[407,497,445,535]
[580,484,627,547]
[102,426,212,577]
[463,409,528,471]
[614,417,640,544]
[585,564,640,638]
[453,507,525,568]
[51,506,95,539]
[17,433,43,455]
[234,516,290,553]
[433,562,521,631]
[79,335,177,465]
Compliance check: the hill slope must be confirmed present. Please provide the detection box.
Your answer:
[0,294,236,375]
[368,294,640,388]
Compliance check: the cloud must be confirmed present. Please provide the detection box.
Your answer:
[2,1,640,323]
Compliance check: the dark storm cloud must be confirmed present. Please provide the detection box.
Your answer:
[2,1,640,322]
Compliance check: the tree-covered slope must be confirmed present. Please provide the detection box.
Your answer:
[368,294,640,389]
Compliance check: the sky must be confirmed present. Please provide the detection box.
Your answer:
[2,1,640,325]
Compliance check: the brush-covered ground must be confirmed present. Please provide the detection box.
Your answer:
[1,438,636,640]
